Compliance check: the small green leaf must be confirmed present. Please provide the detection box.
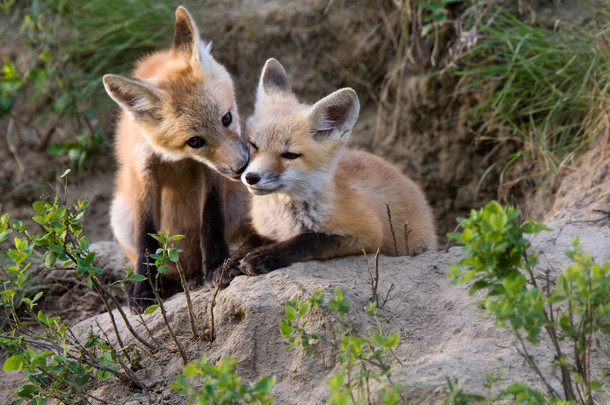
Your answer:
[143,304,159,315]
[3,355,24,371]
[127,274,147,282]
[285,301,297,321]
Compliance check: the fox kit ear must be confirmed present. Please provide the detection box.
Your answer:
[173,6,215,73]
[172,6,198,58]
[103,74,162,119]
[257,58,292,100]
[307,88,360,142]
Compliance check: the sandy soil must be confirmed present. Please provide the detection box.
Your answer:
[0,223,593,404]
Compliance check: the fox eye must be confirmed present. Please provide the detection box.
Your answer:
[249,141,258,151]
[281,152,301,160]
[221,112,232,127]
[186,137,205,148]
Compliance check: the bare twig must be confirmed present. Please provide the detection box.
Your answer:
[91,281,125,350]
[89,274,156,352]
[445,223,463,252]
[514,333,561,399]
[363,248,379,306]
[145,259,187,365]
[208,260,228,342]
[94,320,147,387]
[403,221,412,257]
[363,246,393,309]
[137,312,160,347]
[385,203,398,256]
[175,260,199,340]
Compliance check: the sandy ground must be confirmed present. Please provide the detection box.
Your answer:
[0,223,601,404]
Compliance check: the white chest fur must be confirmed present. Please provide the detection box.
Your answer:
[250,192,330,242]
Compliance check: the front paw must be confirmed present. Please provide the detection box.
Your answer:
[240,250,290,276]
[212,261,244,289]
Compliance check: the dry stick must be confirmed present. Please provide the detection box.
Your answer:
[373,248,394,309]
[514,333,561,399]
[208,260,228,342]
[536,255,577,401]
[385,203,399,256]
[444,223,463,253]
[137,312,160,347]
[175,260,200,340]
[58,246,155,352]
[363,248,379,305]
[94,320,148,391]
[66,322,145,389]
[145,262,188,365]
[403,221,412,257]
[91,281,125,350]
[90,275,156,351]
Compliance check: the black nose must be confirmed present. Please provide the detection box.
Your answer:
[244,172,260,185]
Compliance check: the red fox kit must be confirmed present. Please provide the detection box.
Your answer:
[103,6,249,310]
[215,58,437,285]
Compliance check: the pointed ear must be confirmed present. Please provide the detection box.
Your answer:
[103,74,163,118]
[172,6,199,60]
[307,88,360,141]
[256,58,291,101]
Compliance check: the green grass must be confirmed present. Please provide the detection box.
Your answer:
[2,0,180,164]
[454,8,610,189]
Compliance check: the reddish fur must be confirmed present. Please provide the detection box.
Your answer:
[105,7,250,305]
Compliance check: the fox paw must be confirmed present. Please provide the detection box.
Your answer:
[212,261,244,288]
[239,250,290,276]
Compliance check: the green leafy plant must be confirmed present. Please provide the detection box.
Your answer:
[280,287,405,405]
[449,200,610,404]
[454,7,610,191]
[0,176,153,404]
[171,354,276,405]
[2,0,177,164]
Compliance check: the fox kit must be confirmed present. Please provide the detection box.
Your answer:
[103,6,249,310]
[215,58,436,285]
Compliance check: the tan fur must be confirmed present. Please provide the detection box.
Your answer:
[105,7,250,301]
[244,59,437,259]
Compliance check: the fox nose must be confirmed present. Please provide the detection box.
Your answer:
[244,172,261,185]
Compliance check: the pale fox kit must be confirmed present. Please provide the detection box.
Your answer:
[103,6,249,310]
[215,58,437,285]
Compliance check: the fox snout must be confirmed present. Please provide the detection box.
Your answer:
[244,172,260,185]
[241,168,281,195]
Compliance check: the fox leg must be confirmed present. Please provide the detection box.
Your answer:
[212,233,273,288]
[239,233,359,276]
[130,182,161,312]
[201,180,231,283]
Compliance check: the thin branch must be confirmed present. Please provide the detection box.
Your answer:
[59,247,156,351]
[514,332,561,399]
[403,221,412,257]
[208,260,228,342]
[91,280,125,350]
[385,203,398,256]
[145,260,187,365]
[175,260,200,340]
